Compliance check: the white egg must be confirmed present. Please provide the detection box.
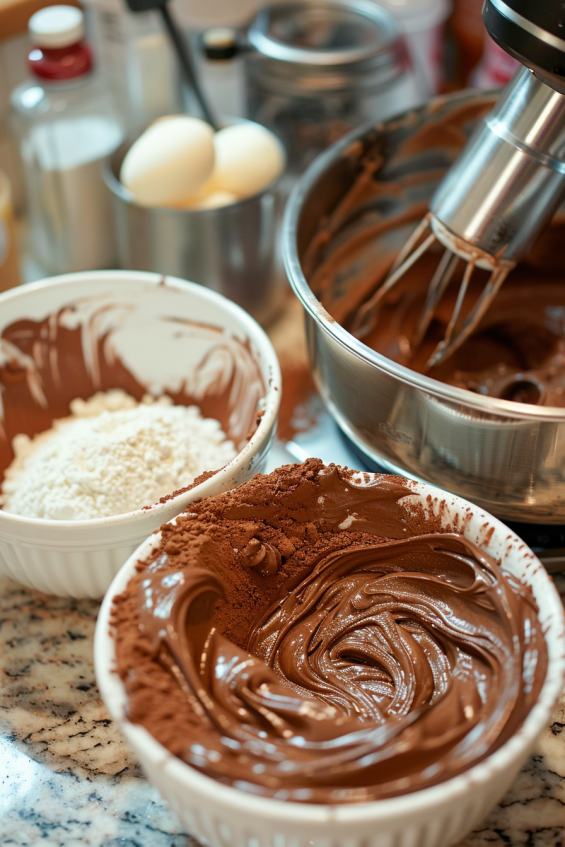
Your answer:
[179,173,217,205]
[188,190,239,210]
[212,122,285,198]
[120,116,215,207]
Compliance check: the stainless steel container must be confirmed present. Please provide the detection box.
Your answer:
[244,0,418,177]
[103,132,284,326]
[283,90,565,524]
[431,66,565,263]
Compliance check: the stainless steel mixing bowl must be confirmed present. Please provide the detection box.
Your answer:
[283,90,565,524]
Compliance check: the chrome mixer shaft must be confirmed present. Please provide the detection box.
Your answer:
[354,6,565,370]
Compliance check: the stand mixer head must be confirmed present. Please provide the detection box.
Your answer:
[353,0,565,369]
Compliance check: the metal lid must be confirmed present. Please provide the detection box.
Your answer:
[247,0,400,68]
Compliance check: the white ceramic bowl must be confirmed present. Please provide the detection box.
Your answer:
[0,271,280,598]
[94,472,565,847]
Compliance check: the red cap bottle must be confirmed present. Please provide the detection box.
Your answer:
[27,5,93,81]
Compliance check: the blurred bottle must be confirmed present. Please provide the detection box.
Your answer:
[0,171,21,292]
[450,0,484,85]
[11,5,124,275]
[377,0,451,97]
[181,0,266,120]
[83,0,183,131]
[471,34,519,89]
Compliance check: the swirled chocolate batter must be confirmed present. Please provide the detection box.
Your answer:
[352,245,565,406]
[112,460,547,803]
[304,94,565,407]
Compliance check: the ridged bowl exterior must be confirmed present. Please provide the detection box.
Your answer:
[118,747,523,847]
[0,446,273,600]
[0,539,135,599]
[95,477,565,847]
[0,271,280,598]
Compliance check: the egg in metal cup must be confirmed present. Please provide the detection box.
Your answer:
[104,118,287,327]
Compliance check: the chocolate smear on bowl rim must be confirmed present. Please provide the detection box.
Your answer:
[0,298,265,480]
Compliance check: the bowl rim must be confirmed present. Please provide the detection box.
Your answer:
[281,91,565,422]
[0,269,281,529]
[94,471,565,824]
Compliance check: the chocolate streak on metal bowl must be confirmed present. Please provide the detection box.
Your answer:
[283,90,565,523]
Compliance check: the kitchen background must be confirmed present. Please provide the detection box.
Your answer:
[2,3,565,847]
[0,0,518,290]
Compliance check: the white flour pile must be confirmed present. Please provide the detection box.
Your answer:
[1,390,237,520]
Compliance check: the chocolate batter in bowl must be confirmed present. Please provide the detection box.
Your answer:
[95,461,565,847]
[283,90,565,523]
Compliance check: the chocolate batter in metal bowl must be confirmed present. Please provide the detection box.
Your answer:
[283,89,565,524]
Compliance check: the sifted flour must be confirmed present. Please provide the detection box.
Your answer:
[1,390,237,520]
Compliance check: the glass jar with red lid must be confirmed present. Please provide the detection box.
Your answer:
[10,5,124,275]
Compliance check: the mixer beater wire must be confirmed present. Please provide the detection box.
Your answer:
[351,212,514,372]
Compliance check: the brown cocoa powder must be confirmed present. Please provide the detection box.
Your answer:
[112,459,438,754]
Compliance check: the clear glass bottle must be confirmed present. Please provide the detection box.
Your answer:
[11,5,124,275]
[82,0,183,131]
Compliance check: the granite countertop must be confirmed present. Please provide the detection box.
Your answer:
[1,431,565,846]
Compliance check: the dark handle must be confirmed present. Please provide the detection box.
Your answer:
[159,5,219,130]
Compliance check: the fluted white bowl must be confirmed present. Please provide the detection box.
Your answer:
[94,473,565,847]
[0,271,280,598]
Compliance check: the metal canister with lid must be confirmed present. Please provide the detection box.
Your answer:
[241,0,419,176]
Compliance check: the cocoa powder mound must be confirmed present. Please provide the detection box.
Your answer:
[111,459,440,757]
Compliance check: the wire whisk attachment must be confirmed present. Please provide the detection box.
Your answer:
[351,213,515,371]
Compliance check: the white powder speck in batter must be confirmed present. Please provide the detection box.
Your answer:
[1,390,237,520]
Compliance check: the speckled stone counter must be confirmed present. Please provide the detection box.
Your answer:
[1,565,564,846]
[0,575,197,847]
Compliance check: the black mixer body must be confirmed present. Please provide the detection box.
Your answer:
[483,0,565,94]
